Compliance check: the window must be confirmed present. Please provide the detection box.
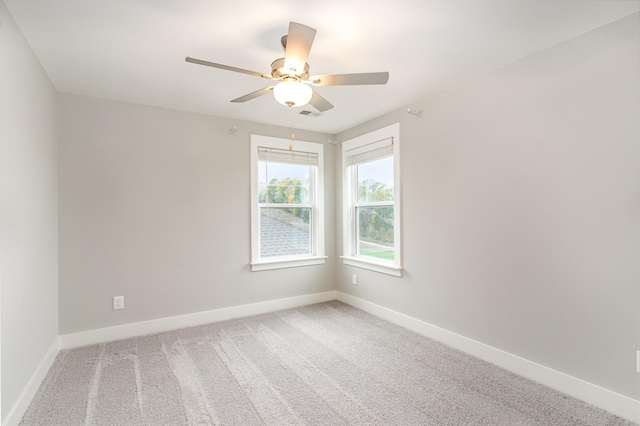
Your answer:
[342,123,401,276]
[251,135,325,271]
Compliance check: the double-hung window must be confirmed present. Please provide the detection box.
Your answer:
[342,123,401,276]
[250,135,325,271]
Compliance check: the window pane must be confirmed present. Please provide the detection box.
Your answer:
[259,161,310,204]
[357,156,393,203]
[357,206,394,260]
[260,207,311,258]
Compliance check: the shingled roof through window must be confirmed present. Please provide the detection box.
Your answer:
[260,211,310,258]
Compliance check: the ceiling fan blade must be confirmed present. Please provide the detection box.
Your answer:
[185,57,270,79]
[309,72,389,86]
[309,89,333,112]
[231,86,275,103]
[283,22,316,76]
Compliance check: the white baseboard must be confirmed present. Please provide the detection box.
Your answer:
[2,337,60,426]
[336,291,640,424]
[60,290,337,350]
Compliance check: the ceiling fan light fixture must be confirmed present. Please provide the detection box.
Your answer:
[186,22,389,112]
[274,79,312,107]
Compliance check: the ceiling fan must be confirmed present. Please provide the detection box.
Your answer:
[185,22,389,112]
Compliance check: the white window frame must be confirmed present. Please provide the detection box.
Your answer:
[341,123,402,277]
[250,134,326,271]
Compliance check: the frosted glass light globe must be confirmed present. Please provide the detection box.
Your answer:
[274,80,312,107]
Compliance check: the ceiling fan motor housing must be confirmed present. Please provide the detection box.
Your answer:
[270,58,310,80]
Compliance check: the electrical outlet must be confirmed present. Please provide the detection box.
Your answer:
[113,296,124,310]
[352,274,357,285]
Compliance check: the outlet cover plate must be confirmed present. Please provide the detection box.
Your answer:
[113,296,124,310]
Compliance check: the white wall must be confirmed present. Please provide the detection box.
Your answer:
[57,93,337,334]
[0,1,59,422]
[336,14,640,400]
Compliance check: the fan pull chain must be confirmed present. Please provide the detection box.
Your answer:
[289,106,295,151]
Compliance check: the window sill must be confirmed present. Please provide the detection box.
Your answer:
[251,256,327,272]
[340,256,403,277]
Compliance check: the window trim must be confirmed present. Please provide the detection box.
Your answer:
[250,135,325,271]
[342,123,402,277]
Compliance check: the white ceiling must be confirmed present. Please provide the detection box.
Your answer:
[5,0,639,134]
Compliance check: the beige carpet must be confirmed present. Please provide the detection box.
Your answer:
[21,301,634,425]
